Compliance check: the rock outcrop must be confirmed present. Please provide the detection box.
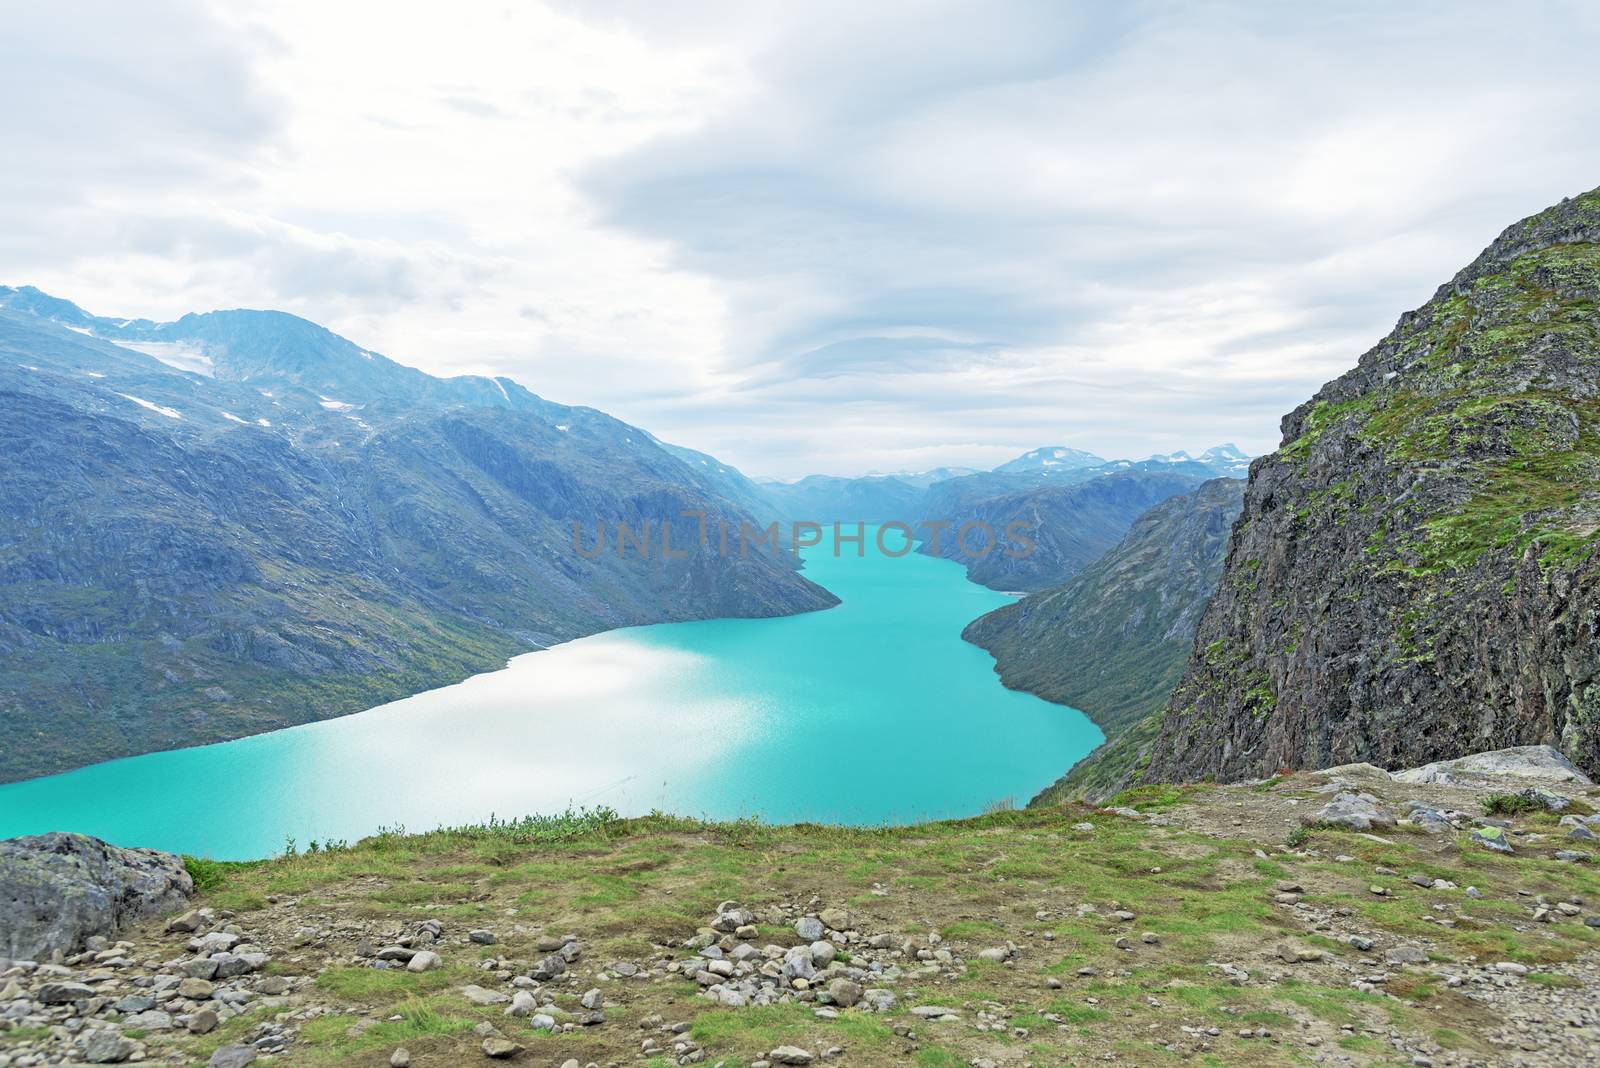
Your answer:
[0,832,192,959]
[1147,187,1600,784]
[1392,744,1593,786]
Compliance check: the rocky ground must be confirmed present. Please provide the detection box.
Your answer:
[3,748,1600,1068]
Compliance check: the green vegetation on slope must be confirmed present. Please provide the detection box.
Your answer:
[964,479,1244,801]
[35,771,1596,1068]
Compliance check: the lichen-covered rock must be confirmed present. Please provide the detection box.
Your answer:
[0,832,192,959]
[1472,826,1514,854]
[1146,187,1600,784]
[1392,746,1592,786]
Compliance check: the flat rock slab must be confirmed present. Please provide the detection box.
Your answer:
[1393,745,1592,786]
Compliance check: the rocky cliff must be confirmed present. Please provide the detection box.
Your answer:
[1146,187,1600,784]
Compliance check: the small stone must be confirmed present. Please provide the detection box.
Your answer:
[1472,826,1514,854]
[177,977,215,999]
[1386,946,1428,965]
[506,990,536,1018]
[390,1051,412,1068]
[188,1008,220,1034]
[1277,944,1323,963]
[795,916,825,941]
[82,1030,136,1064]
[462,985,510,1006]
[208,1047,258,1068]
[481,1037,522,1059]
[770,1046,815,1065]
[528,952,566,980]
[407,950,442,972]
[828,979,862,1008]
[38,981,97,1003]
[580,988,604,1010]
[1493,961,1529,975]
[166,910,205,934]
[819,907,850,930]
[469,929,498,944]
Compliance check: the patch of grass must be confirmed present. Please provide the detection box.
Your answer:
[940,919,1006,941]
[314,964,477,999]
[1105,784,1188,813]
[1,1027,52,1043]
[1526,972,1583,988]
[296,999,477,1063]
[182,855,255,892]
[689,1003,894,1057]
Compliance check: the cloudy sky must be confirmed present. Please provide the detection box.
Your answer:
[6,1,1600,477]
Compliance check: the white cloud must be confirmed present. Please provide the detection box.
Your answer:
[4,1,1600,476]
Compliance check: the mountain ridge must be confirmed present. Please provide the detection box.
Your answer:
[0,288,835,784]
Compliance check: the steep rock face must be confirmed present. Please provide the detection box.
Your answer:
[963,479,1244,801]
[1147,188,1600,784]
[0,832,192,959]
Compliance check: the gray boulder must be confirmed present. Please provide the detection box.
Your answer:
[1,832,192,959]
[209,1046,258,1068]
[1472,826,1514,854]
[1393,746,1592,786]
[1305,792,1394,831]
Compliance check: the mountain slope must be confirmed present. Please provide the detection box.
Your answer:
[919,469,1211,591]
[1146,186,1600,784]
[0,291,835,783]
[760,474,926,524]
[962,478,1244,800]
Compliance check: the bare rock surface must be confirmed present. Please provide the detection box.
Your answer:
[0,832,192,959]
[1393,746,1593,787]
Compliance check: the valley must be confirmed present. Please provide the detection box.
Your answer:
[0,529,1101,859]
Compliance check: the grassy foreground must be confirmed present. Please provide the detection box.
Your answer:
[120,771,1600,1068]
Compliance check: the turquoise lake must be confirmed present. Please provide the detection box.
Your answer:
[0,531,1102,859]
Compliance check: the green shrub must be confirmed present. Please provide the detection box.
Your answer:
[1483,791,1554,816]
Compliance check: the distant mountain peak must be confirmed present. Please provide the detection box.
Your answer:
[993,446,1106,474]
[0,285,552,414]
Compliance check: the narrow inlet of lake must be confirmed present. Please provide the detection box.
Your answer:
[0,529,1103,858]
